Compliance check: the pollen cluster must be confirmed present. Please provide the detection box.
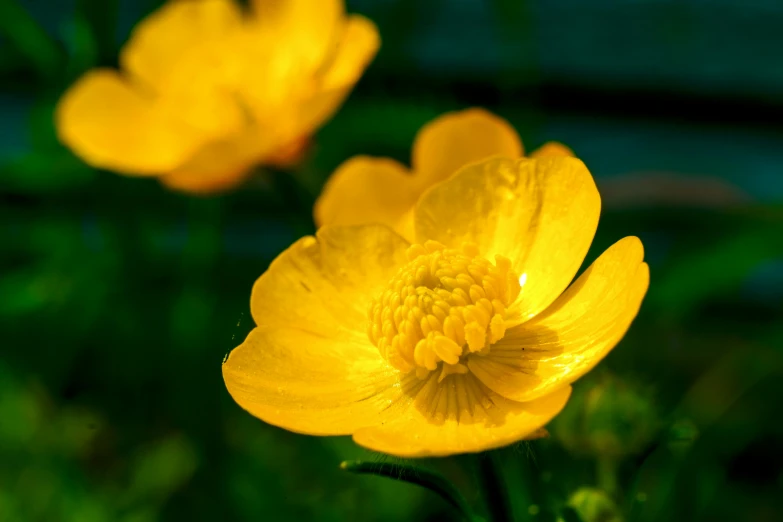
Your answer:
[367,240,521,381]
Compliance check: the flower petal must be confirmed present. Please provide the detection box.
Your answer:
[223,326,404,435]
[251,225,410,341]
[158,130,275,193]
[415,156,601,322]
[468,237,649,402]
[352,373,571,457]
[314,156,419,236]
[320,15,380,89]
[529,141,574,158]
[120,0,243,89]
[55,70,205,174]
[251,0,344,72]
[411,108,523,189]
[158,157,251,194]
[258,16,381,152]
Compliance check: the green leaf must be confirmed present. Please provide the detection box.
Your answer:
[125,435,199,505]
[674,346,781,430]
[0,150,96,192]
[649,223,783,318]
[0,100,97,192]
[560,506,586,522]
[0,0,61,79]
[340,460,476,521]
[61,13,99,79]
[75,0,119,64]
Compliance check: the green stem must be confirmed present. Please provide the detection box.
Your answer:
[597,457,618,498]
[477,453,513,522]
[340,460,476,522]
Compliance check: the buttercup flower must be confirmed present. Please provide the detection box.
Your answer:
[314,108,574,239]
[223,153,650,457]
[56,0,379,193]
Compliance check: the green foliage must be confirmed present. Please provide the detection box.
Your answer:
[553,372,661,459]
[1,100,97,193]
[0,362,197,522]
[1,1,782,521]
[566,488,621,522]
[0,0,61,79]
[341,460,475,521]
[648,221,783,319]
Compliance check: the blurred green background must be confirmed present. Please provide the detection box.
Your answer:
[1,0,783,521]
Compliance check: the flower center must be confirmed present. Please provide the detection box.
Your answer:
[367,240,521,381]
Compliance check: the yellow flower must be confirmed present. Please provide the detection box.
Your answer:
[314,108,574,240]
[222,155,650,457]
[55,0,379,193]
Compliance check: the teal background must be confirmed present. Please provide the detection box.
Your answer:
[1,0,782,521]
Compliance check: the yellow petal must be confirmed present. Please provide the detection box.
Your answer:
[411,108,523,189]
[121,0,248,140]
[153,45,249,140]
[352,373,571,457]
[120,0,243,90]
[158,159,251,194]
[265,136,310,168]
[250,0,344,73]
[275,84,355,150]
[468,237,649,402]
[223,327,405,435]
[253,16,380,153]
[529,141,574,158]
[250,225,410,340]
[415,156,601,322]
[320,15,380,89]
[158,129,275,194]
[55,69,205,174]
[314,157,419,238]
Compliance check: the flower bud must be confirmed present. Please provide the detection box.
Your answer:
[566,487,623,522]
[553,371,661,458]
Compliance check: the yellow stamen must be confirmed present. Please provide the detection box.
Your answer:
[438,362,469,383]
[367,241,520,376]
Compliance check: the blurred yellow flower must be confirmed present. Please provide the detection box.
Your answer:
[223,154,649,457]
[56,0,379,193]
[314,108,574,240]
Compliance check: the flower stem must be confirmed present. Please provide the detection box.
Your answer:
[476,452,514,522]
[340,460,476,521]
[597,456,619,498]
